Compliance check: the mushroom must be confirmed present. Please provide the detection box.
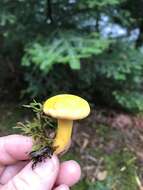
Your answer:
[43,94,90,154]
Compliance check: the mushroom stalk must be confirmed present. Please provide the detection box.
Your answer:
[53,119,73,154]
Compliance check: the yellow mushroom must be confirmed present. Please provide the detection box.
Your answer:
[43,94,90,154]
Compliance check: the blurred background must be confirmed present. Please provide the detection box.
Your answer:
[0,0,143,189]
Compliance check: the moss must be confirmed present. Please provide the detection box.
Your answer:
[104,149,138,190]
[62,152,80,163]
[71,180,88,190]
[15,100,57,152]
[87,124,138,190]
[95,124,111,137]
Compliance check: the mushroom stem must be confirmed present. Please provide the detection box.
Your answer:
[53,119,73,154]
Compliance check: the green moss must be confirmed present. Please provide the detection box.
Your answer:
[61,152,80,163]
[104,149,138,190]
[95,124,111,137]
[15,100,57,152]
[73,149,138,190]
[72,180,88,190]
[87,124,138,190]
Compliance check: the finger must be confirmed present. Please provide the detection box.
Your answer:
[56,160,81,187]
[0,135,32,165]
[53,184,69,190]
[1,155,59,190]
[0,161,28,185]
[1,160,81,187]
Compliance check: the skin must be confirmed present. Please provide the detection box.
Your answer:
[0,135,81,190]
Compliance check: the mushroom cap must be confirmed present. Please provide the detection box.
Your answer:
[43,94,90,120]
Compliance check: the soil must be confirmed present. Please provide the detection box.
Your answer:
[71,109,143,186]
[0,103,143,189]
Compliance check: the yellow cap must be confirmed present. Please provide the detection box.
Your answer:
[43,94,90,120]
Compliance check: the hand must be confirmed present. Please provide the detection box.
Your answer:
[0,135,81,190]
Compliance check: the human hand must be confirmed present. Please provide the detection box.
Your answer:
[0,135,81,190]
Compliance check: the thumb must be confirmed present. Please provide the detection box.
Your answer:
[2,155,59,190]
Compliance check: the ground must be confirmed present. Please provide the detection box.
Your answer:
[0,102,143,190]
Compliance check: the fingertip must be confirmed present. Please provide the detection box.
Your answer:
[56,160,81,187]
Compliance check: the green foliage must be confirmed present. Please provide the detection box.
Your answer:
[22,31,109,71]
[113,91,143,112]
[1,0,143,112]
[96,43,143,81]
[91,41,143,111]
[21,41,143,112]
[77,0,121,8]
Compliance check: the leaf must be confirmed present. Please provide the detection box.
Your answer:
[64,39,81,69]
[22,30,109,73]
[97,171,108,181]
